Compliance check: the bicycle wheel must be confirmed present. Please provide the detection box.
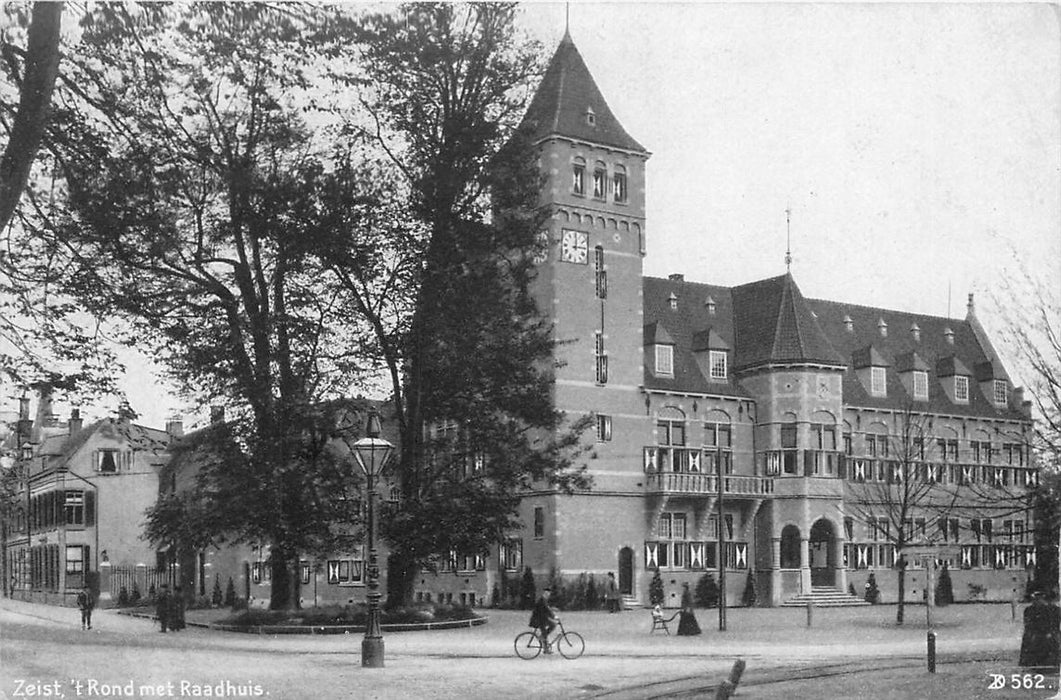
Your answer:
[556,631,585,659]
[514,631,543,660]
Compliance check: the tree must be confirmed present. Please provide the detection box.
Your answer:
[336,3,590,607]
[846,405,962,624]
[742,571,757,607]
[695,572,720,608]
[519,566,536,610]
[649,569,664,606]
[934,561,954,606]
[32,4,376,609]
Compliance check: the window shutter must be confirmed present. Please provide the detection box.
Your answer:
[85,490,95,526]
[645,542,658,568]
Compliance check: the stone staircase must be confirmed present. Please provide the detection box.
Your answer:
[781,585,871,608]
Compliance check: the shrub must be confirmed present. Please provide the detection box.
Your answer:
[117,586,129,607]
[742,571,757,607]
[848,582,857,597]
[548,568,568,609]
[212,577,224,606]
[934,563,954,606]
[695,573,719,608]
[649,569,664,606]
[148,583,156,602]
[585,575,599,610]
[520,567,536,610]
[130,583,142,604]
[225,577,236,607]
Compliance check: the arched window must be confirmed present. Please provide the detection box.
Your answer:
[593,160,607,199]
[572,157,586,195]
[613,164,627,203]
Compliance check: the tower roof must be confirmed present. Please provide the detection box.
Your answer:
[731,273,845,370]
[521,33,647,153]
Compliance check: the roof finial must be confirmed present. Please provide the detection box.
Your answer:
[784,207,792,273]
[564,3,571,40]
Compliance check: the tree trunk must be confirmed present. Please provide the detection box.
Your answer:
[896,565,906,625]
[269,550,297,610]
[385,549,418,609]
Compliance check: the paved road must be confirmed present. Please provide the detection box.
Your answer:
[0,599,1032,699]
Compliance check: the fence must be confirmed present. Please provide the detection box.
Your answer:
[101,565,171,601]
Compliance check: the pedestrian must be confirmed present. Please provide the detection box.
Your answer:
[76,586,95,630]
[1020,591,1060,671]
[606,572,620,613]
[677,582,701,636]
[156,584,171,633]
[528,587,559,653]
[171,585,186,631]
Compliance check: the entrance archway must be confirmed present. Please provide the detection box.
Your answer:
[809,518,836,586]
[618,547,634,596]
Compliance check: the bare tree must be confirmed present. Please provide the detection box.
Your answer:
[846,405,962,624]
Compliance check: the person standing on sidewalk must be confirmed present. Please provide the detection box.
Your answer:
[171,585,186,631]
[76,587,95,630]
[156,584,171,632]
[677,582,701,636]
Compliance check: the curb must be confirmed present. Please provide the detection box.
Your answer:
[118,609,488,635]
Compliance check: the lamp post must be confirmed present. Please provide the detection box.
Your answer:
[351,410,393,668]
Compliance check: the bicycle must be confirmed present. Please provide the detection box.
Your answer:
[514,618,585,660]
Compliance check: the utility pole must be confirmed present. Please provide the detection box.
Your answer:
[717,445,727,631]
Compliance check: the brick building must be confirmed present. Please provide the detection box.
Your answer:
[501,31,1037,608]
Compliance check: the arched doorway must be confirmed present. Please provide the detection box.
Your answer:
[809,518,836,586]
[618,547,634,596]
[780,525,801,569]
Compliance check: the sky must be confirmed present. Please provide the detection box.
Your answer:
[22,2,1061,429]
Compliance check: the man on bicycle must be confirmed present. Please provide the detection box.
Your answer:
[529,587,559,653]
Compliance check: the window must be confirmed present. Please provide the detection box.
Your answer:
[704,422,732,474]
[780,423,798,475]
[65,545,86,575]
[1005,443,1024,466]
[326,557,365,585]
[913,371,928,400]
[592,163,606,199]
[813,424,837,451]
[64,491,84,526]
[595,332,608,384]
[937,439,959,461]
[572,158,585,195]
[96,450,130,473]
[993,380,1007,406]
[596,415,612,442]
[501,539,522,571]
[613,167,627,203]
[973,440,993,463]
[300,561,311,585]
[594,246,607,298]
[533,507,544,539]
[658,419,686,447]
[655,344,674,376]
[955,376,969,403]
[870,367,887,397]
[708,350,727,381]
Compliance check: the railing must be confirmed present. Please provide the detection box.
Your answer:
[644,470,773,496]
[844,458,1038,489]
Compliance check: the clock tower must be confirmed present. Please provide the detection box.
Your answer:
[518,30,652,584]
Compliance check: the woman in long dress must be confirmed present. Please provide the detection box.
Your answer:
[677,582,701,636]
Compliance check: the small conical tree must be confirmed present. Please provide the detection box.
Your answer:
[212,576,224,606]
[520,566,536,610]
[224,577,236,607]
[649,568,665,606]
[130,582,142,604]
[742,571,757,607]
[934,562,954,606]
[695,572,720,608]
[585,575,599,610]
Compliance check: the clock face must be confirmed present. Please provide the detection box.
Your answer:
[560,229,588,264]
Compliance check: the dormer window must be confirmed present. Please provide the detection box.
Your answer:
[709,350,728,381]
[585,106,596,126]
[613,165,627,203]
[706,296,716,315]
[871,367,887,397]
[668,293,678,311]
[593,161,607,199]
[944,327,955,344]
[910,323,921,342]
[572,157,586,195]
[913,370,928,400]
[993,379,1007,407]
[955,375,969,403]
[877,318,888,338]
[843,315,853,332]
[655,344,674,377]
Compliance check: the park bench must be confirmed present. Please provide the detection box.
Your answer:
[650,609,680,635]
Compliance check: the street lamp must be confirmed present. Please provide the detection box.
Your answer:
[351,410,394,668]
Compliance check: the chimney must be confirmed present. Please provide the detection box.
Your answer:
[210,406,225,424]
[166,417,184,438]
[17,394,32,444]
[967,293,975,316]
[68,408,83,434]
[668,273,684,282]
[31,383,53,442]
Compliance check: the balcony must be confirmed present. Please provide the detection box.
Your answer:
[643,447,773,497]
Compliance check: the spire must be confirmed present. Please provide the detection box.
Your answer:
[520,33,647,153]
[784,208,792,272]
